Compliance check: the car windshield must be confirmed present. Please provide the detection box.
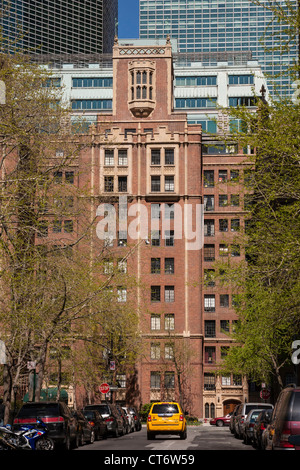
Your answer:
[18,404,60,417]
[152,404,179,415]
[249,410,262,421]
[245,404,272,414]
[83,411,96,419]
[86,405,110,414]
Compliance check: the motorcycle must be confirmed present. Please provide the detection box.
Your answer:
[0,419,54,450]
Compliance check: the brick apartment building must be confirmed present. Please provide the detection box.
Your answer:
[80,38,204,417]
[25,38,267,419]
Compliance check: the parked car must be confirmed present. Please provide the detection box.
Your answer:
[128,406,142,431]
[266,385,300,450]
[82,409,107,440]
[234,402,274,439]
[83,403,124,437]
[229,404,240,434]
[13,401,78,450]
[210,413,232,427]
[72,410,95,446]
[122,407,135,432]
[147,402,187,440]
[252,409,273,449]
[243,408,265,445]
[115,404,129,434]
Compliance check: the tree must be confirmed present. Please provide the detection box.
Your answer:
[216,67,300,393]
[0,49,141,421]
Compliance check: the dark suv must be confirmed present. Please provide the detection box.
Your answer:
[13,401,78,450]
[83,404,124,437]
[267,385,300,450]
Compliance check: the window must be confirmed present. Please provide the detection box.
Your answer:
[64,220,73,233]
[231,219,240,231]
[175,97,217,108]
[65,171,74,184]
[220,320,230,333]
[165,258,174,274]
[222,375,231,386]
[164,372,175,389]
[165,176,174,192]
[230,194,240,207]
[104,176,114,192]
[220,294,229,308]
[204,170,214,187]
[204,373,215,391]
[151,314,161,331]
[118,230,127,246]
[150,371,161,389]
[204,244,215,262]
[219,195,228,207]
[204,294,215,312]
[219,244,229,256]
[229,74,254,85]
[205,346,216,364]
[103,258,113,274]
[231,244,240,257]
[118,149,128,166]
[53,220,62,233]
[151,343,160,360]
[165,314,174,330]
[151,149,160,165]
[230,170,239,181]
[221,347,229,359]
[54,171,63,184]
[151,230,160,246]
[165,204,174,220]
[104,149,114,166]
[204,269,215,287]
[37,220,48,237]
[117,259,127,273]
[116,374,126,388]
[205,320,216,338]
[204,220,215,237]
[165,344,174,360]
[229,96,256,107]
[165,230,174,246]
[218,170,227,182]
[117,288,127,302]
[151,176,160,192]
[118,176,127,192]
[204,195,214,211]
[151,258,161,274]
[151,286,161,302]
[165,286,174,302]
[165,148,174,165]
[219,219,228,232]
[151,203,161,219]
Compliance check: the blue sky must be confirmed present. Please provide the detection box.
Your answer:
[118,0,139,39]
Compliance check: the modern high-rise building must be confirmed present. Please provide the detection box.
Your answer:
[0,0,118,54]
[139,0,298,97]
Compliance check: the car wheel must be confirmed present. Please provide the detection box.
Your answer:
[114,426,119,438]
[180,429,187,440]
[216,420,224,427]
[90,430,95,444]
[35,437,54,451]
[65,432,71,451]
[147,432,155,440]
[79,432,85,446]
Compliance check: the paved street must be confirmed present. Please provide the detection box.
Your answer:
[76,424,255,452]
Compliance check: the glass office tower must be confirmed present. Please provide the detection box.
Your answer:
[1,0,118,54]
[139,0,298,96]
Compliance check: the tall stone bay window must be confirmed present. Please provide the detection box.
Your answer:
[128,60,156,117]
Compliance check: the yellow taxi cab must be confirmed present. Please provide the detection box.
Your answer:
[147,402,187,440]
